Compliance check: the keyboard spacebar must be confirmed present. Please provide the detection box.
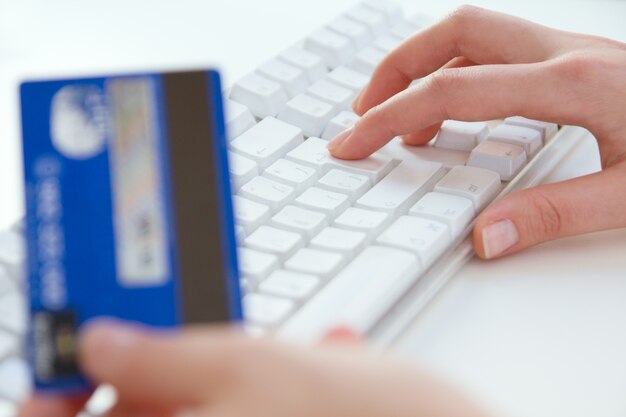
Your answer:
[277,246,421,343]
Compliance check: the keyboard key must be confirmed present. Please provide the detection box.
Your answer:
[503,116,558,142]
[84,385,118,416]
[344,5,387,36]
[310,227,367,256]
[278,47,328,83]
[263,159,318,193]
[0,400,17,417]
[0,357,30,403]
[230,117,303,170]
[278,94,335,137]
[467,140,527,181]
[409,192,475,237]
[235,225,246,242]
[362,0,404,25]
[230,73,289,118]
[409,13,434,28]
[303,28,354,69]
[257,59,309,98]
[238,248,279,282]
[245,226,304,259]
[349,46,386,76]
[318,169,370,201]
[260,270,320,301]
[244,293,294,326]
[306,79,354,112]
[232,195,271,234]
[0,266,15,297]
[321,110,360,140]
[334,207,389,236]
[486,123,542,157]
[0,290,25,334]
[240,176,295,212]
[278,246,420,342]
[372,33,403,53]
[390,20,418,39]
[228,152,258,190]
[434,166,501,211]
[295,187,350,217]
[240,277,252,294]
[327,16,371,49]
[11,218,25,235]
[0,331,17,360]
[271,205,328,239]
[285,248,344,278]
[326,66,369,92]
[381,138,469,170]
[356,161,444,214]
[377,216,450,265]
[224,99,256,140]
[434,120,490,151]
[286,137,394,182]
[244,325,266,338]
[0,232,24,272]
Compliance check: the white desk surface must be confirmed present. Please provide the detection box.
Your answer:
[1,1,625,416]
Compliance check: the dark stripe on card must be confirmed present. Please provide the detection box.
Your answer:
[162,71,230,323]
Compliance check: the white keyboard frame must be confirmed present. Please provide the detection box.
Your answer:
[369,125,591,346]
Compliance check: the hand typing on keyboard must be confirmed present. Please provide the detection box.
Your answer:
[328,5,626,260]
[19,321,489,417]
[14,4,626,417]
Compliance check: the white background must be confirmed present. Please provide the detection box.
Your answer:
[1,1,626,416]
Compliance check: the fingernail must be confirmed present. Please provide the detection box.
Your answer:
[352,89,364,111]
[327,127,353,152]
[323,326,361,343]
[482,219,519,259]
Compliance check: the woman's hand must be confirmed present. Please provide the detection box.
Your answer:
[19,320,487,417]
[328,5,626,259]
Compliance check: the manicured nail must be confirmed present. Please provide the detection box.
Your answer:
[352,89,364,111]
[323,326,361,342]
[482,219,519,259]
[327,127,353,152]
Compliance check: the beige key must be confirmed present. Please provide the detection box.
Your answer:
[486,123,543,156]
[467,140,527,181]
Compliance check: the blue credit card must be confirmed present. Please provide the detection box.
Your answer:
[20,70,242,393]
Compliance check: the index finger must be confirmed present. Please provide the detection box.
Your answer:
[355,5,567,115]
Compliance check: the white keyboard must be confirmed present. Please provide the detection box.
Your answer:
[0,1,590,414]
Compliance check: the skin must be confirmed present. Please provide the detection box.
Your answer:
[327,5,626,259]
[19,320,488,417]
[19,6,626,417]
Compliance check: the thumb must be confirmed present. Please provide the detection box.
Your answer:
[473,164,626,259]
[78,319,244,408]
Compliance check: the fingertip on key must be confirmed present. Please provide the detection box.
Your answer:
[327,127,353,154]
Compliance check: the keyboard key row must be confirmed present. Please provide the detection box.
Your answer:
[259,270,320,301]
[286,137,394,182]
[278,245,420,341]
[228,4,423,125]
[240,176,295,212]
[245,226,304,260]
[263,158,317,193]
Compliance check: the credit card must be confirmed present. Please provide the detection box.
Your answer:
[20,70,242,393]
